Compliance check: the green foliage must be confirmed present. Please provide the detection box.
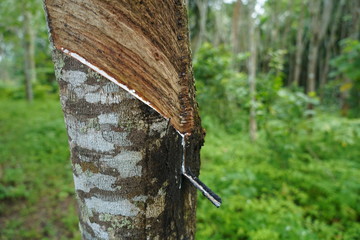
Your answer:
[0,95,359,239]
[0,0,55,97]
[197,116,360,240]
[261,89,319,166]
[331,39,360,117]
[194,43,249,132]
[193,42,359,240]
[331,39,360,82]
[194,43,315,136]
[0,100,80,240]
[0,83,58,101]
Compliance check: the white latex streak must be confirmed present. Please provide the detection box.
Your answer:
[59,48,222,206]
[61,48,157,109]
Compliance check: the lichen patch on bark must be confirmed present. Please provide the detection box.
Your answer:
[66,115,115,152]
[100,151,143,178]
[98,113,119,125]
[85,197,140,217]
[73,168,118,193]
[88,222,109,240]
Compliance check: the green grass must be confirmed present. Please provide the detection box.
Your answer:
[0,99,359,240]
[0,99,80,240]
[197,120,360,239]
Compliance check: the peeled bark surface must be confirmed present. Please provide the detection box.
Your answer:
[52,50,201,239]
[44,0,200,134]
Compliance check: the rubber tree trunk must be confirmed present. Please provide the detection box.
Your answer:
[213,0,225,47]
[306,0,332,94]
[292,18,304,87]
[22,9,36,102]
[231,0,241,69]
[192,0,208,54]
[248,0,257,142]
[319,0,345,92]
[45,1,203,239]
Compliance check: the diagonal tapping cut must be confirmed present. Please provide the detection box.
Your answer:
[45,0,198,134]
[60,46,222,207]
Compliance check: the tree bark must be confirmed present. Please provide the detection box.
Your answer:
[293,18,305,87]
[193,0,208,54]
[231,0,241,69]
[306,0,332,94]
[52,51,201,239]
[213,0,226,46]
[350,0,360,40]
[307,42,319,93]
[45,1,205,239]
[319,0,345,91]
[22,8,36,102]
[248,0,257,142]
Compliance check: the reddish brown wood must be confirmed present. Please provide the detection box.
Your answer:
[44,0,201,135]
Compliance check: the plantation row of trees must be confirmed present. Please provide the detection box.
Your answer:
[189,0,360,91]
[0,0,54,101]
[186,0,360,140]
[0,0,359,133]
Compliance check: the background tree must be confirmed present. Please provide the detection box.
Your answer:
[248,0,257,141]
[0,0,54,100]
[22,2,37,102]
[306,0,333,94]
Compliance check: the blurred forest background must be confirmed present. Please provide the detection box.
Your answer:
[1,0,360,239]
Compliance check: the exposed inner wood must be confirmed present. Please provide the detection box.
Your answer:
[44,0,200,134]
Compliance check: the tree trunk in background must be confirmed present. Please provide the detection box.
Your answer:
[307,0,332,94]
[320,0,345,92]
[22,9,36,102]
[231,0,241,69]
[213,0,225,46]
[45,1,202,239]
[280,1,292,50]
[307,42,319,93]
[270,2,279,50]
[248,0,257,142]
[340,1,360,114]
[193,0,208,54]
[350,0,360,40]
[293,18,305,86]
